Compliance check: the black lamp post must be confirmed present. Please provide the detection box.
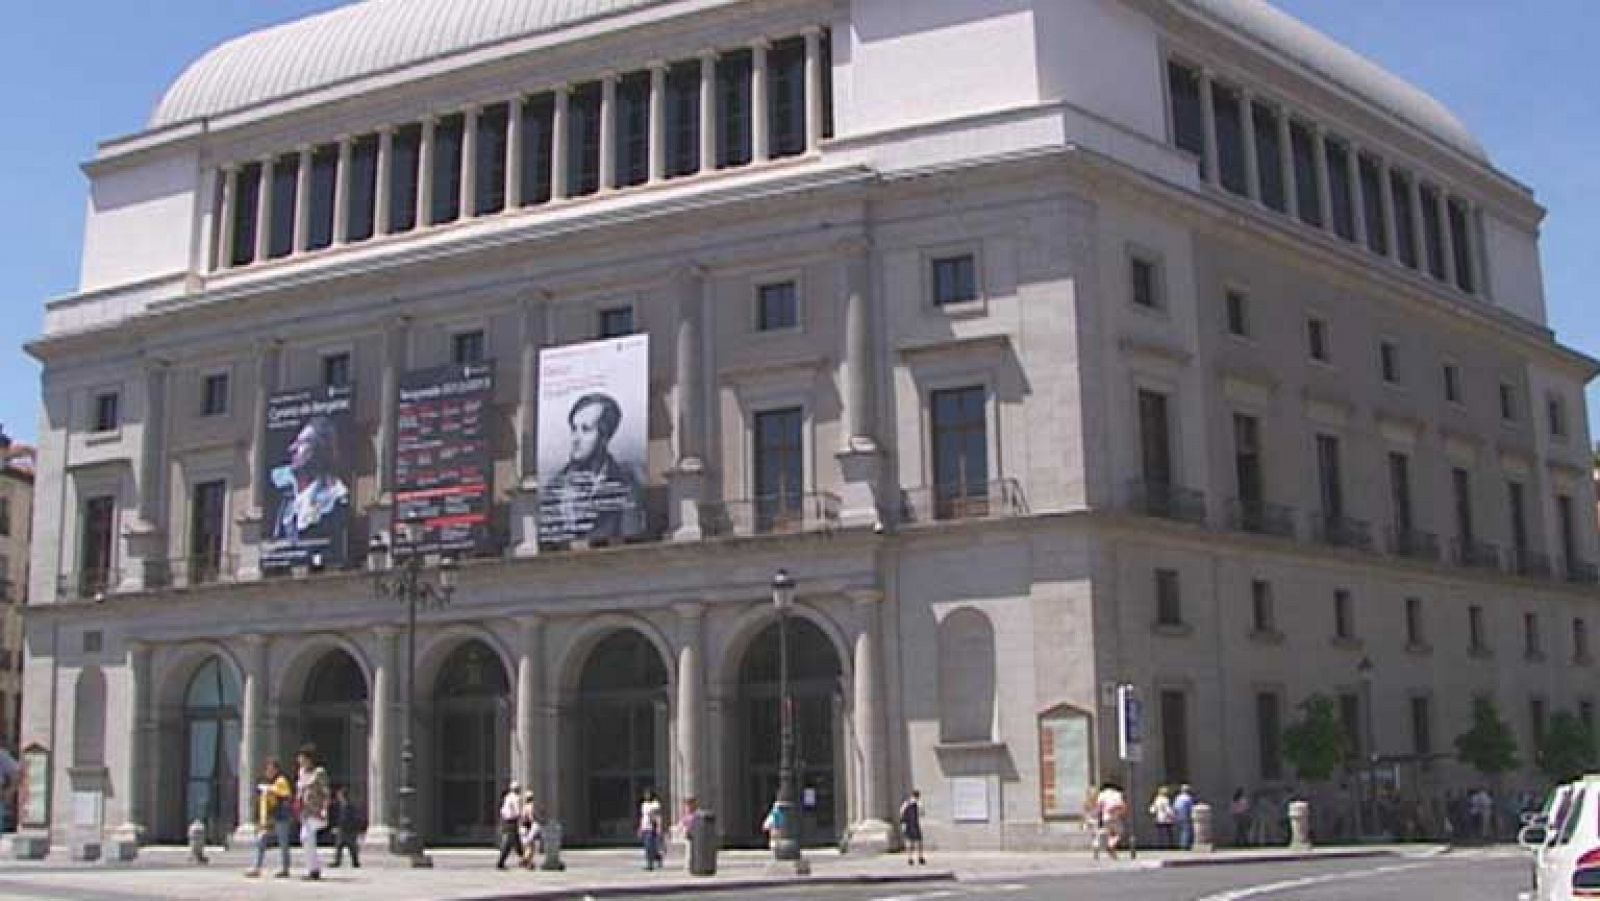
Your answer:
[1357,655,1377,839]
[369,534,457,867]
[770,568,804,867]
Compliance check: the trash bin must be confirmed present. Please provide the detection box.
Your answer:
[540,819,566,871]
[689,810,718,876]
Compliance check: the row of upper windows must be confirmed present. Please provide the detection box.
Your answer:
[216,31,833,271]
[1165,59,1482,297]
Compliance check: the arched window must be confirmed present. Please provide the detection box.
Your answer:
[184,657,241,836]
[72,667,107,767]
[937,608,997,743]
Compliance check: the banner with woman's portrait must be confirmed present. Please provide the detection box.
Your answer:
[261,384,355,570]
[537,334,649,545]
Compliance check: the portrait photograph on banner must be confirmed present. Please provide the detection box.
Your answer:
[393,362,495,557]
[260,384,355,570]
[537,334,649,546]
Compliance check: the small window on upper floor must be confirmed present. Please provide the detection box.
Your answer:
[1443,363,1461,405]
[1380,340,1400,385]
[1548,394,1568,439]
[931,254,978,307]
[1499,383,1517,422]
[598,306,635,339]
[200,372,230,418]
[321,352,351,389]
[1306,317,1329,363]
[1129,254,1162,311]
[452,329,486,366]
[1333,589,1355,640]
[1155,568,1183,627]
[1225,290,1250,338]
[92,391,120,433]
[756,281,799,332]
[0,497,10,537]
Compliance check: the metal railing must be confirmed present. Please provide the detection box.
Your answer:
[57,568,118,602]
[1310,514,1374,552]
[1565,558,1600,586]
[169,552,239,587]
[1453,539,1501,571]
[701,492,841,538]
[1125,479,1207,525]
[1387,527,1440,562]
[1508,548,1553,580]
[900,479,1027,524]
[1226,499,1295,538]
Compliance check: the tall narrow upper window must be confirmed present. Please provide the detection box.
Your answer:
[1389,452,1413,536]
[1251,579,1274,634]
[753,406,803,531]
[0,498,10,537]
[1557,494,1578,569]
[1525,611,1543,659]
[1233,413,1263,512]
[80,496,116,598]
[1391,170,1418,269]
[519,93,556,206]
[306,144,338,251]
[716,49,754,168]
[1307,317,1329,362]
[569,82,603,197]
[189,480,227,583]
[346,134,379,243]
[388,124,422,234]
[1160,689,1190,784]
[1138,390,1172,488]
[1379,340,1399,384]
[200,372,229,418]
[665,62,702,178]
[429,113,465,225]
[1452,467,1475,550]
[756,281,799,332]
[1214,84,1246,195]
[1443,363,1461,404]
[1548,394,1568,438]
[1448,199,1475,293]
[932,254,978,307]
[1405,597,1424,647]
[931,386,989,518]
[1326,138,1355,241]
[1167,61,1204,175]
[1359,154,1387,256]
[1252,102,1284,212]
[1130,255,1160,309]
[1420,183,1446,280]
[769,37,807,159]
[1499,383,1517,421]
[598,307,634,339]
[1508,481,1529,556]
[1155,568,1182,626]
[1256,692,1283,781]
[451,330,486,366]
[92,391,121,433]
[616,74,651,189]
[474,103,510,215]
[268,152,298,259]
[1333,589,1355,640]
[1290,121,1320,227]
[230,161,262,267]
[1225,290,1250,337]
[321,352,351,389]
[1316,433,1343,521]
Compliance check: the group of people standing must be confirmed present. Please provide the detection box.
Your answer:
[245,744,357,880]
[1086,782,1204,859]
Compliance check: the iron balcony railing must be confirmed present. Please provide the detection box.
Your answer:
[701,492,841,538]
[1226,499,1295,538]
[1453,539,1502,571]
[1126,479,1206,525]
[1387,527,1441,562]
[1311,514,1374,552]
[900,479,1027,524]
[169,552,239,587]
[1509,548,1554,580]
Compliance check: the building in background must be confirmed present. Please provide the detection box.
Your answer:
[0,430,32,755]
[18,0,1598,857]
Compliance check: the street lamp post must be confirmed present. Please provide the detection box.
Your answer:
[1357,656,1376,840]
[369,535,457,868]
[769,569,806,871]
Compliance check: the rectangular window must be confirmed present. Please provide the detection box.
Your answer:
[1251,579,1274,633]
[200,372,229,418]
[1392,170,1417,268]
[1577,618,1590,661]
[188,480,227,584]
[1411,696,1433,758]
[388,124,422,233]
[1214,83,1247,195]
[1452,467,1474,546]
[1389,452,1413,536]
[616,73,651,189]
[1509,481,1528,554]
[1290,120,1320,227]
[1359,154,1387,256]
[346,134,379,243]
[1525,612,1542,658]
[1307,317,1328,362]
[1420,183,1446,279]
[1469,605,1487,652]
[665,62,702,178]
[753,407,804,532]
[1234,413,1263,514]
[1316,433,1343,522]
[430,113,465,225]
[932,254,978,307]
[230,161,261,266]
[1252,102,1284,212]
[1559,494,1578,568]
[451,330,486,366]
[474,103,510,215]
[716,49,754,168]
[1448,198,1475,293]
[1499,383,1517,421]
[306,144,338,251]
[519,93,556,206]
[1405,597,1424,646]
[1327,137,1354,240]
[92,391,121,432]
[1160,690,1190,784]
[321,352,351,389]
[1225,290,1250,337]
[1548,395,1567,438]
[0,497,10,536]
[820,27,835,139]
[1338,692,1363,760]
[1334,589,1354,640]
[1167,61,1204,172]
[1443,363,1461,404]
[1380,340,1399,384]
[769,37,807,159]
[80,496,116,598]
[931,386,989,518]
[1130,255,1160,309]
[1155,568,1182,626]
[597,307,634,339]
[756,281,799,332]
[569,82,603,197]
[268,152,298,259]
[1256,692,1283,781]
[1138,390,1172,488]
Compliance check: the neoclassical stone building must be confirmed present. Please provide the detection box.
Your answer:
[19,0,1599,855]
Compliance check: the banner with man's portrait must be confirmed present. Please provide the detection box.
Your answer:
[537,334,649,545]
[393,362,495,557]
[261,384,355,570]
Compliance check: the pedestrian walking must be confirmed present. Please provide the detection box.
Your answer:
[1149,786,1175,849]
[639,788,665,870]
[327,785,362,868]
[1174,784,1196,850]
[1229,788,1253,847]
[495,781,524,870]
[678,797,701,873]
[294,744,330,881]
[898,790,926,865]
[1095,782,1127,861]
[244,757,293,879]
[519,793,544,868]
[761,798,784,850]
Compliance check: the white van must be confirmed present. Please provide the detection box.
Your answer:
[1521,774,1600,901]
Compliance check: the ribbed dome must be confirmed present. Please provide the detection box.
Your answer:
[150,0,683,128]
[1182,0,1488,163]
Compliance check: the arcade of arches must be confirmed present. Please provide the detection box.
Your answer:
[135,598,891,849]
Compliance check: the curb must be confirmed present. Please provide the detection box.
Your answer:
[1155,848,1403,869]
[458,869,956,900]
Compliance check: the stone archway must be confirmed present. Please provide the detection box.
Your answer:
[181,657,241,843]
[567,629,670,845]
[429,639,511,845]
[288,648,370,806]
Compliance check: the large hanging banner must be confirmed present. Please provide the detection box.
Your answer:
[393,362,495,557]
[262,384,355,570]
[537,334,649,545]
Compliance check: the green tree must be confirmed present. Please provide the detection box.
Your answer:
[1282,694,1352,782]
[1455,696,1520,779]
[1536,711,1597,783]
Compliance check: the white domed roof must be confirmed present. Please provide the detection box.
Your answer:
[1181,0,1488,163]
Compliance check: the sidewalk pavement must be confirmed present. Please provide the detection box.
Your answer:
[0,841,1459,901]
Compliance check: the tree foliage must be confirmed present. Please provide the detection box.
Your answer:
[1282,693,1352,782]
[1536,711,1597,784]
[1455,696,1520,778]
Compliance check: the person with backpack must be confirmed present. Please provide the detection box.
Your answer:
[244,757,293,879]
[294,744,330,881]
[898,789,926,866]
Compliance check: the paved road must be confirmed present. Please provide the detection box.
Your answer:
[727,850,1527,901]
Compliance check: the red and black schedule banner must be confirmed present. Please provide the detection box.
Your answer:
[393,362,495,557]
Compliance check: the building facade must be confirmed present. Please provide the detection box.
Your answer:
[20,0,1599,855]
[0,436,32,754]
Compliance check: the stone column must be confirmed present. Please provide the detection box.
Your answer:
[123,361,169,593]
[367,626,398,846]
[836,238,882,529]
[1470,204,1491,299]
[460,105,480,217]
[599,73,618,191]
[1378,158,1399,262]
[846,590,891,853]
[217,166,238,269]
[254,156,274,262]
[514,616,544,796]
[292,145,313,254]
[1312,125,1333,232]
[648,63,668,183]
[699,51,718,173]
[551,87,570,200]
[333,138,353,245]
[1438,190,1458,287]
[418,117,436,226]
[675,603,705,811]
[1277,109,1297,221]
[506,96,525,209]
[1348,142,1368,247]
[512,296,547,557]
[751,39,770,163]
[375,127,395,236]
[237,341,280,581]
[1408,173,1428,271]
[804,27,824,154]
[1240,90,1259,204]
[111,640,152,855]
[669,266,706,541]
[232,634,269,845]
[1198,68,1219,186]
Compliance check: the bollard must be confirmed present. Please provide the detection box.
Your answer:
[1288,800,1312,851]
[1192,803,1215,852]
[540,819,566,871]
[689,810,719,876]
[188,820,209,864]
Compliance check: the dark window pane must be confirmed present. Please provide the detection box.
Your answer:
[1327,138,1354,241]
[201,373,229,417]
[754,408,803,530]
[598,307,633,338]
[1138,390,1171,486]
[569,83,603,196]
[1391,170,1417,268]
[1253,103,1284,212]
[269,153,298,259]
[389,124,422,234]
[1226,290,1249,337]
[1257,693,1282,780]
[616,73,651,188]
[931,386,988,515]
[307,144,338,251]
[475,103,509,216]
[1214,84,1246,195]
[230,162,261,266]
[431,114,465,225]
[1131,257,1158,308]
[322,352,351,389]
[757,282,798,331]
[1168,61,1204,171]
[1359,154,1386,255]
[1420,184,1445,279]
[1290,121,1320,227]
[94,392,120,432]
[520,94,555,206]
[452,330,486,366]
[769,37,807,158]
[717,49,753,168]
[666,62,702,178]
[347,135,379,243]
[1160,690,1189,784]
[1448,198,1474,292]
[1317,434,1342,520]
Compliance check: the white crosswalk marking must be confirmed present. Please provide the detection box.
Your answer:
[870,890,962,901]
[1195,861,1432,901]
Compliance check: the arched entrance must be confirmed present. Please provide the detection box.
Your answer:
[572,630,669,845]
[432,640,510,845]
[295,649,369,806]
[733,617,844,847]
[183,657,241,842]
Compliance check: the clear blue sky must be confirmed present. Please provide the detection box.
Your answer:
[1,1,1596,447]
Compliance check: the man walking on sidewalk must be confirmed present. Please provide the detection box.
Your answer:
[1173,784,1196,851]
[496,781,524,870]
